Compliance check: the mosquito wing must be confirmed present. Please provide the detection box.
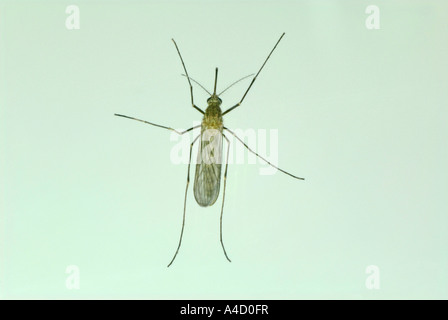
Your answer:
[194,128,223,207]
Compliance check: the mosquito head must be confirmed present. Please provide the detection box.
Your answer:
[207,94,222,106]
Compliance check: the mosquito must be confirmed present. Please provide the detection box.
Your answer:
[114,32,304,267]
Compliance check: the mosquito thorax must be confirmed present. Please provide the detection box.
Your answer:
[203,94,223,129]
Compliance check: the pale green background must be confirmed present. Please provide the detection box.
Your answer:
[1,0,447,299]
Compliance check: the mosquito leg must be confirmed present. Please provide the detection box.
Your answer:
[220,133,232,263]
[224,127,304,180]
[222,33,285,116]
[114,113,200,135]
[171,39,205,115]
[167,134,200,267]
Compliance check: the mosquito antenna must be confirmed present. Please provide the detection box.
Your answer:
[181,74,212,95]
[218,73,255,96]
